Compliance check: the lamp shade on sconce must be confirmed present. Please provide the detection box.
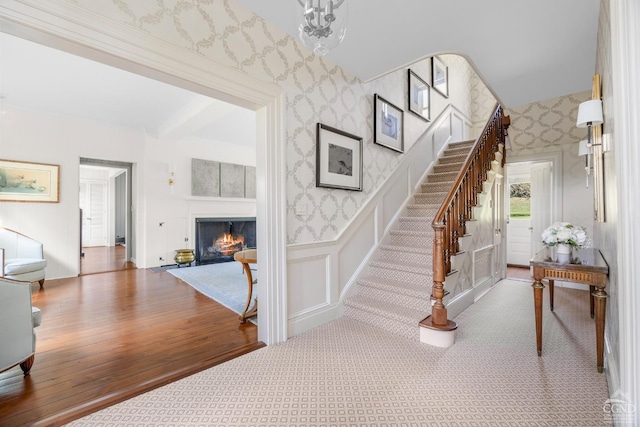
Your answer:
[578,139,592,156]
[576,100,603,128]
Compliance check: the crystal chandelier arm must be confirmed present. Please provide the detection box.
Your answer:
[297,0,345,7]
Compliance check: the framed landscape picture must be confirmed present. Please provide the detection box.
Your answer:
[374,94,404,153]
[316,123,363,191]
[431,56,449,98]
[0,159,60,202]
[408,69,431,121]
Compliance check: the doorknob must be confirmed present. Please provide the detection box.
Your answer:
[528,227,533,231]
[87,217,92,220]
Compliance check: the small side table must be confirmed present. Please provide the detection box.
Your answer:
[530,247,609,372]
[234,249,257,323]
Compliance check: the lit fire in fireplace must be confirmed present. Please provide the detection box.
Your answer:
[213,233,244,256]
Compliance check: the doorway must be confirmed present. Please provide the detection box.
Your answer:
[0,12,287,345]
[505,152,563,275]
[79,160,135,275]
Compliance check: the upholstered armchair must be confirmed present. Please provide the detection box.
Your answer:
[0,277,42,375]
[0,227,47,288]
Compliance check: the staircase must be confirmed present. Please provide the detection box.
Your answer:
[343,140,475,339]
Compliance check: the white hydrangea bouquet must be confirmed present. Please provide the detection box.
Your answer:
[541,222,588,248]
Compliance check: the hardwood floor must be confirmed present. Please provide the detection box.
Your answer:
[0,268,262,427]
[506,265,533,281]
[80,245,136,276]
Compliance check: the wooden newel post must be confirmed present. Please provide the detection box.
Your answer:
[431,223,448,326]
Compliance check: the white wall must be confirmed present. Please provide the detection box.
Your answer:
[0,105,256,278]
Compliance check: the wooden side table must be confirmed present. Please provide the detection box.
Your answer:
[530,247,609,372]
[233,249,257,323]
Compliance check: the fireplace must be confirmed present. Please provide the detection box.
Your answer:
[195,217,256,265]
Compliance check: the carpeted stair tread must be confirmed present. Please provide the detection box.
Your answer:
[443,146,473,157]
[343,305,421,340]
[421,182,453,192]
[433,164,463,174]
[358,276,432,300]
[389,229,434,239]
[344,294,427,325]
[397,217,433,232]
[405,205,438,217]
[427,171,459,182]
[379,243,432,255]
[368,258,432,276]
[439,154,468,164]
[413,196,447,206]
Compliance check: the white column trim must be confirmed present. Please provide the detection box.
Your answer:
[0,0,288,344]
[610,0,640,417]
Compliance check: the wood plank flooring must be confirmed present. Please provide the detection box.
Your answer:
[80,245,135,276]
[0,264,262,426]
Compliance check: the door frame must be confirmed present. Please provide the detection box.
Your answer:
[506,152,564,227]
[0,2,288,345]
[80,159,134,262]
[505,152,563,272]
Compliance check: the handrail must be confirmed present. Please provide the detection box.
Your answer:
[425,103,510,329]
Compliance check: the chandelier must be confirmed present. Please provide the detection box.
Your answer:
[296,0,348,56]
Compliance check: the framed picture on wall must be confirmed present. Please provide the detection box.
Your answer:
[0,159,60,203]
[408,69,431,121]
[431,56,449,98]
[374,94,404,153]
[316,123,363,191]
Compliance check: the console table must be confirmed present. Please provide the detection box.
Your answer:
[530,247,609,372]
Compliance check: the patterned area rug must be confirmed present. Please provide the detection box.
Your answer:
[69,280,610,426]
[168,262,256,323]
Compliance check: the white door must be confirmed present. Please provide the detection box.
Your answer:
[507,218,532,266]
[80,180,108,247]
[530,162,552,256]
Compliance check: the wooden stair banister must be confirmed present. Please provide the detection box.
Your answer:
[421,104,510,331]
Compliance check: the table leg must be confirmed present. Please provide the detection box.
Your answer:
[532,278,545,356]
[593,287,607,373]
[239,262,258,323]
[548,279,554,311]
[590,286,595,319]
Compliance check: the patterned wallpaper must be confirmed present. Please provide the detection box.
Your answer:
[505,91,595,237]
[67,0,495,244]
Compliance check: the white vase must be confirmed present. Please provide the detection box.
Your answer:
[556,244,572,263]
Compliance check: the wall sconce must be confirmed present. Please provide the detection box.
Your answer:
[578,139,593,188]
[168,164,176,186]
[576,99,604,149]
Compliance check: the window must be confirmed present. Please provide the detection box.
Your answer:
[509,182,531,218]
